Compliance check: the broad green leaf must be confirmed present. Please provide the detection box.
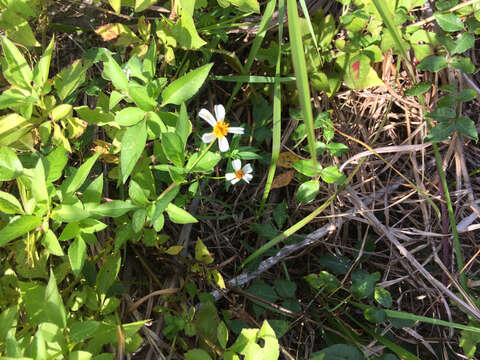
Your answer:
[42,230,64,256]
[0,191,24,214]
[434,12,464,32]
[63,152,101,195]
[351,270,380,299]
[132,208,147,232]
[456,89,478,103]
[58,223,80,241]
[426,107,456,122]
[186,151,220,172]
[1,9,40,48]
[32,326,47,360]
[0,113,31,146]
[228,0,260,12]
[405,82,431,96]
[320,166,346,184]
[129,180,150,205]
[292,159,322,177]
[343,54,384,90]
[426,122,455,142]
[1,35,32,89]
[450,56,475,73]
[317,254,352,275]
[32,159,49,208]
[51,204,91,223]
[115,107,146,126]
[166,203,198,224]
[161,63,213,105]
[456,116,478,141]
[176,102,192,149]
[69,351,93,360]
[143,38,157,78]
[135,0,157,11]
[128,84,157,111]
[0,215,41,247]
[108,0,121,13]
[151,185,179,224]
[364,307,387,323]
[69,236,87,277]
[76,106,115,125]
[452,32,474,54]
[0,146,23,180]
[83,174,104,204]
[54,60,89,101]
[417,56,448,72]
[0,306,17,342]
[217,321,229,349]
[296,180,319,203]
[33,36,54,90]
[90,200,138,217]
[460,322,480,359]
[96,254,121,297]
[304,271,341,292]
[70,321,100,343]
[172,8,207,50]
[185,349,213,360]
[44,270,67,328]
[50,104,73,121]
[161,132,185,167]
[102,55,128,91]
[274,278,296,298]
[375,286,393,308]
[311,344,363,360]
[120,120,147,183]
[44,146,68,182]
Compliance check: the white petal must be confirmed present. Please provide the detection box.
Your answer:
[242,163,253,174]
[228,127,244,135]
[202,132,216,143]
[231,178,240,185]
[232,159,242,171]
[214,104,225,122]
[243,174,253,183]
[225,173,236,181]
[199,108,217,127]
[218,136,229,152]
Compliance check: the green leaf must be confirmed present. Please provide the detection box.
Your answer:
[456,116,478,141]
[452,32,475,54]
[32,159,49,208]
[364,307,387,323]
[54,60,89,101]
[417,56,448,72]
[327,142,349,156]
[102,55,128,91]
[69,236,87,277]
[456,89,477,103]
[42,230,64,256]
[166,203,198,224]
[273,200,288,229]
[217,321,229,349]
[172,8,207,50]
[460,322,480,359]
[311,344,363,360]
[45,146,68,182]
[33,36,54,90]
[1,9,40,48]
[0,146,23,180]
[186,151,220,172]
[120,120,147,183]
[351,270,380,299]
[44,270,67,328]
[434,12,464,32]
[426,107,456,122]
[296,180,320,203]
[320,166,346,184]
[128,84,157,111]
[227,0,260,12]
[70,321,100,343]
[52,204,90,223]
[0,191,24,214]
[129,180,150,205]
[426,122,455,142]
[274,278,296,298]
[375,286,393,308]
[317,254,352,275]
[176,102,192,149]
[114,107,146,127]
[0,113,31,146]
[292,159,322,177]
[63,152,101,195]
[96,254,121,297]
[450,56,475,73]
[161,63,213,105]
[0,215,41,247]
[161,132,185,167]
[143,38,157,78]
[90,200,138,217]
[405,82,431,96]
[304,271,341,292]
[83,174,104,204]
[1,35,32,89]
[76,106,115,125]
[135,0,157,12]
[185,349,213,360]
[0,306,17,343]
[132,208,147,232]
[108,0,121,12]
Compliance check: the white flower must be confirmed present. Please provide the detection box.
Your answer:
[199,104,244,152]
[225,159,253,185]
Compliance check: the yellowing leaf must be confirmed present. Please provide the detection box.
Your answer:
[277,152,300,168]
[165,245,183,255]
[108,0,121,13]
[195,238,214,264]
[271,170,295,189]
[211,269,226,289]
[95,24,140,46]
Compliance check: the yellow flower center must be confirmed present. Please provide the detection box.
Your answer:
[234,169,245,179]
[213,121,229,138]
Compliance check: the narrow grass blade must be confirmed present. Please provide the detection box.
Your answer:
[226,0,277,110]
[212,75,295,83]
[287,0,317,172]
[257,0,286,217]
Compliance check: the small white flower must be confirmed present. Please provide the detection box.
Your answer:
[199,104,244,152]
[225,159,253,185]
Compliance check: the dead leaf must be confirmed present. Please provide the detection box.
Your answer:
[271,170,295,189]
[277,152,300,168]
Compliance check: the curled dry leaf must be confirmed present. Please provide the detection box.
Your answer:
[271,170,296,189]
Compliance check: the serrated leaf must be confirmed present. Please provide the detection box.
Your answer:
[405,82,431,96]
[120,120,147,183]
[417,56,448,72]
[426,122,455,142]
[54,60,89,101]
[161,63,213,105]
[217,321,229,349]
[176,102,192,149]
[452,32,475,54]
[456,116,478,141]
[161,132,185,167]
[450,56,475,73]
[434,12,464,32]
